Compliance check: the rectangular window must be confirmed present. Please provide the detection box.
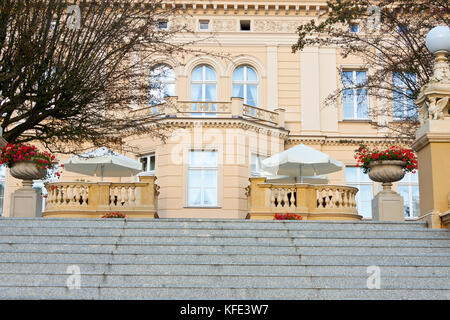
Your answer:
[0,165,5,216]
[393,72,417,120]
[199,20,210,31]
[188,150,218,207]
[250,154,267,177]
[240,20,251,31]
[398,171,420,218]
[398,25,407,34]
[139,154,156,174]
[349,24,359,33]
[158,20,168,30]
[32,180,46,212]
[345,166,373,218]
[342,70,369,120]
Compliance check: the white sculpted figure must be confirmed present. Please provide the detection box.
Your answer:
[427,96,449,120]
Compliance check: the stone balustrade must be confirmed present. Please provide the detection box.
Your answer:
[243,103,279,125]
[43,176,159,218]
[247,177,360,220]
[129,96,284,127]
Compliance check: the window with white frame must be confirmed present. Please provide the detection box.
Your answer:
[393,72,417,120]
[232,65,258,107]
[33,180,46,211]
[397,171,420,218]
[345,166,373,218]
[191,65,217,116]
[398,25,408,34]
[0,166,5,216]
[349,24,359,33]
[157,20,168,30]
[342,70,369,119]
[188,150,218,207]
[31,165,60,213]
[149,64,176,106]
[139,154,156,174]
[250,153,267,177]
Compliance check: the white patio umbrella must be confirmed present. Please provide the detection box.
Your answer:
[261,144,343,183]
[64,147,142,181]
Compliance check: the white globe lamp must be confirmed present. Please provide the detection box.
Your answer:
[425,26,450,53]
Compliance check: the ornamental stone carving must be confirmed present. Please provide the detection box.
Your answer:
[213,19,235,32]
[253,20,304,33]
[416,51,450,125]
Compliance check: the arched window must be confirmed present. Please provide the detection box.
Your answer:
[149,64,176,105]
[232,65,258,107]
[190,65,217,115]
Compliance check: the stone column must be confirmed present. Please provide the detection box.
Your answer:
[9,161,45,218]
[372,188,405,222]
[10,180,43,218]
[369,161,407,222]
[411,49,450,228]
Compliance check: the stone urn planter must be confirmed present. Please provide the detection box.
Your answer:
[367,160,406,191]
[9,161,47,187]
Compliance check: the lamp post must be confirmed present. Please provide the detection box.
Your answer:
[412,26,450,229]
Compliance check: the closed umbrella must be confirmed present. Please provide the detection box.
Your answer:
[64,147,142,181]
[261,144,342,183]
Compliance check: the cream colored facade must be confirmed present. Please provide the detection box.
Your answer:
[0,1,422,219]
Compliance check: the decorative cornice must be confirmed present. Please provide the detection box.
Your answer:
[138,116,289,139]
[161,2,328,16]
[286,135,413,146]
[411,131,450,152]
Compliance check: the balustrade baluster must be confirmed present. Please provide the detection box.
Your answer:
[324,189,331,208]
[68,185,74,205]
[118,187,125,206]
[130,186,136,206]
[74,185,80,205]
[282,188,288,208]
[58,186,64,205]
[112,187,118,207]
[123,186,130,207]
[270,188,276,208]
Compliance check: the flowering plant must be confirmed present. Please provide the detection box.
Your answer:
[102,212,126,219]
[0,143,59,178]
[354,145,418,174]
[274,213,303,220]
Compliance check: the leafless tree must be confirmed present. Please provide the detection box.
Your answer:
[292,0,449,139]
[0,0,204,153]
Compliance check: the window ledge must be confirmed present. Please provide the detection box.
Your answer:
[390,119,418,123]
[340,119,372,123]
[184,206,222,209]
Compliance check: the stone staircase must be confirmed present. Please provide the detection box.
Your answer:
[0,217,449,299]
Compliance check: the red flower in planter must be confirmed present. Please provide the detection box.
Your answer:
[354,145,418,174]
[0,143,58,176]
